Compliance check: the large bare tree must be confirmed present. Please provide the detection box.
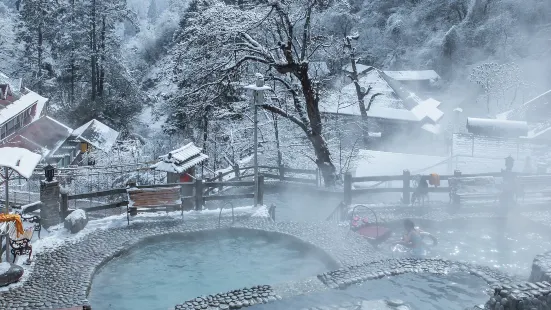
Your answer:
[171,0,340,186]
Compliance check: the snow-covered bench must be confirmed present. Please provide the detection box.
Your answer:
[126,186,182,224]
[449,176,500,205]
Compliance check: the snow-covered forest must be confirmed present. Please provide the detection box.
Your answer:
[1,0,550,185]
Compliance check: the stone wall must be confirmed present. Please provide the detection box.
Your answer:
[484,281,551,310]
[531,251,551,283]
[39,180,61,228]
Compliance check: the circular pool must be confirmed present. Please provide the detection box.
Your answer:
[88,228,337,310]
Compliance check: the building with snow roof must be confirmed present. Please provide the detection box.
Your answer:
[320,67,445,153]
[0,72,48,140]
[383,70,441,91]
[2,116,120,167]
[151,142,208,183]
[496,89,551,141]
[0,71,121,168]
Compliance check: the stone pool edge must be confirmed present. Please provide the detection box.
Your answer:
[0,216,384,310]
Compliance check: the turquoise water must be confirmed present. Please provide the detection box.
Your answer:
[381,217,551,277]
[88,229,335,310]
[250,272,490,310]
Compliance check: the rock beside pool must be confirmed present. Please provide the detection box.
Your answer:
[64,209,88,234]
[386,299,404,307]
[0,262,24,287]
[174,285,276,310]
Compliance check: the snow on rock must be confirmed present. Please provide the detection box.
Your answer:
[64,209,89,234]
[66,209,86,225]
[0,262,11,274]
[251,205,269,218]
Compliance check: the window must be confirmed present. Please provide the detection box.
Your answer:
[14,114,21,129]
[0,125,5,139]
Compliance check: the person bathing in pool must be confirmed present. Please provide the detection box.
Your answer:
[398,219,425,255]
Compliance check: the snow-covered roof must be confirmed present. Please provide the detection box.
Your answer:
[321,69,444,127]
[0,146,42,178]
[308,61,330,78]
[354,150,448,187]
[71,119,119,151]
[383,70,440,81]
[0,72,22,93]
[321,69,404,115]
[151,142,209,173]
[466,117,529,137]
[342,63,373,74]
[411,98,444,123]
[528,126,551,139]
[501,89,551,122]
[0,89,48,125]
[8,116,73,158]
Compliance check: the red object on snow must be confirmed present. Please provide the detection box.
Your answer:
[355,225,393,244]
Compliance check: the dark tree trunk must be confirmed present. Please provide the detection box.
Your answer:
[345,36,370,147]
[297,67,336,187]
[272,112,283,169]
[70,0,75,105]
[90,0,97,101]
[98,16,106,97]
[37,17,43,92]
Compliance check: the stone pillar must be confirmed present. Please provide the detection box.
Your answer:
[40,181,61,228]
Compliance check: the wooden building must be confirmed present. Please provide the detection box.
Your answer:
[151,142,208,183]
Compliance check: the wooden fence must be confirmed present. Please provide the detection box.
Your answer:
[60,176,268,215]
[342,169,544,205]
[204,164,319,195]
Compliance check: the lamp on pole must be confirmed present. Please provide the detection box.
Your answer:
[244,73,271,208]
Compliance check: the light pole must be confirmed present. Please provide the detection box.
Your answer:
[244,73,271,207]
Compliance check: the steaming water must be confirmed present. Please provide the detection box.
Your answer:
[383,217,551,277]
[88,230,334,310]
[250,272,489,310]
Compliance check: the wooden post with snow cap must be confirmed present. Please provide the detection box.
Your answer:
[218,172,223,192]
[233,163,240,181]
[194,178,203,211]
[402,170,411,205]
[344,172,352,206]
[60,192,69,219]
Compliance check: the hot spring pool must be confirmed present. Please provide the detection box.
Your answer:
[383,216,551,276]
[249,272,490,310]
[88,229,336,310]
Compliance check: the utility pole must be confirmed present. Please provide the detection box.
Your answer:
[245,74,270,207]
[4,166,10,262]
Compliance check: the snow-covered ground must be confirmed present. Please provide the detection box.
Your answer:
[0,205,269,292]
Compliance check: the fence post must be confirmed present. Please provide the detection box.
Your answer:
[194,178,203,211]
[315,169,319,187]
[402,170,411,205]
[279,165,285,181]
[344,172,352,205]
[454,170,462,177]
[60,193,69,219]
[218,172,223,191]
[234,164,240,180]
[258,174,264,205]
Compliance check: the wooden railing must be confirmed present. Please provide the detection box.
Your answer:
[60,175,268,215]
[343,169,551,206]
[206,164,319,188]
